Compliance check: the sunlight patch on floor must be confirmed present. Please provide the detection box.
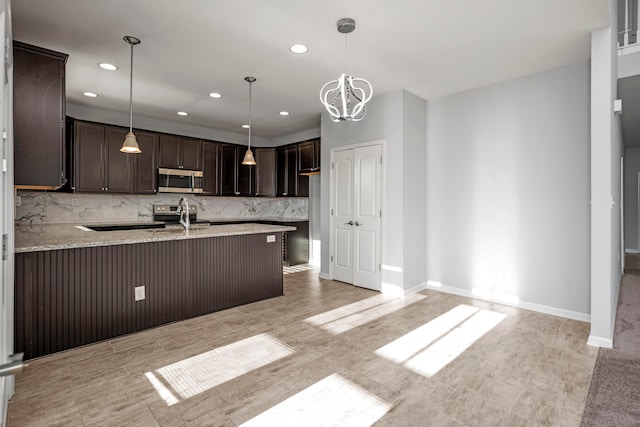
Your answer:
[283,264,317,275]
[240,374,391,427]
[305,293,426,334]
[376,304,506,377]
[145,333,294,405]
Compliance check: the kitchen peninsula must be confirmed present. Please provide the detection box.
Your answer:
[14,222,294,360]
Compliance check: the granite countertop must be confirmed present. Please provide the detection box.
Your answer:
[15,221,297,253]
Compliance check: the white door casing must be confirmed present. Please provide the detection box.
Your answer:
[330,143,382,291]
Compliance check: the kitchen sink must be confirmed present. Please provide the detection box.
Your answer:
[83,223,166,232]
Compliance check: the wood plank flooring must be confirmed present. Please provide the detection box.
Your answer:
[7,270,597,426]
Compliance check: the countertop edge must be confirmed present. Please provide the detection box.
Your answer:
[15,223,296,253]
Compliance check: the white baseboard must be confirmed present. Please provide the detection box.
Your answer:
[424,282,591,323]
[587,335,613,348]
[625,249,639,254]
[318,272,331,280]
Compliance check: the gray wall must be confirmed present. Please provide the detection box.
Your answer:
[426,61,591,316]
[624,147,640,251]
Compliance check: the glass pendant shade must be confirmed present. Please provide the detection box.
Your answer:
[121,131,141,153]
[242,148,256,165]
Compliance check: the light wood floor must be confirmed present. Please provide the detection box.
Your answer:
[7,270,597,426]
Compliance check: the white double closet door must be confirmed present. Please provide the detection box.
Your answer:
[331,144,382,291]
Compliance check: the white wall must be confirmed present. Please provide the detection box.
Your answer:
[402,93,427,292]
[624,147,640,251]
[320,90,427,294]
[426,61,591,319]
[589,0,622,348]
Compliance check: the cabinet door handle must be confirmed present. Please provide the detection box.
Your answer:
[346,221,354,226]
[354,221,361,226]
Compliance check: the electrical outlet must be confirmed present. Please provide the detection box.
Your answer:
[267,235,276,243]
[134,285,145,301]
[16,196,21,207]
[71,198,78,206]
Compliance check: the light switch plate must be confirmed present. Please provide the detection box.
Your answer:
[134,285,145,301]
[267,235,276,243]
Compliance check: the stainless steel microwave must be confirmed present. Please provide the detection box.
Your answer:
[158,168,204,193]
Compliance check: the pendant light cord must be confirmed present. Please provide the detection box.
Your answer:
[129,41,134,133]
[248,80,252,150]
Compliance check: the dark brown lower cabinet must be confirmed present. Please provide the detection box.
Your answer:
[14,233,283,360]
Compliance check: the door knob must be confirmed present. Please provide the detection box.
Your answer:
[346,221,354,225]
[354,221,361,226]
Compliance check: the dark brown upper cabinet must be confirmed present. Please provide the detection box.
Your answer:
[298,138,321,175]
[220,144,255,196]
[14,41,68,190]
[73,121,132,193]
[255,148,276,197]
[276,145,299,197]
[158,134,203,170]
[132,130,159,194]
[202,141,221,195]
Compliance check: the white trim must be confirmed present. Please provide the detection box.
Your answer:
[424,282,591,323]
[625,248,639,254]
[587,335,613,348]
[318,272,331,280]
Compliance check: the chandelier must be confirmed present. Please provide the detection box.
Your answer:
[319,18,373,122]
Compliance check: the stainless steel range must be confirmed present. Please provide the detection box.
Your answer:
[152,204,197,222]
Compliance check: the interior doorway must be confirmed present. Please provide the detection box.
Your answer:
[330,143,382,291]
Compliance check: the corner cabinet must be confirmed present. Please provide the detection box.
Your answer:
[13,41,68,189]
[255,148,276,196]
[298,138,321,174]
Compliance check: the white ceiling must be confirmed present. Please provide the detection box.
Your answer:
[12,0,610,140]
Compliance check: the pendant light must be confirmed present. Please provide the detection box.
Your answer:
[120,35,142,153]
[319,18,373,122]
[242,76,257,166]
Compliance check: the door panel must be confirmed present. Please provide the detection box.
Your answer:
[332,150,354,283]
[353,145,382,290]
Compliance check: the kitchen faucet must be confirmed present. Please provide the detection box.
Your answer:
[178,197,190,231]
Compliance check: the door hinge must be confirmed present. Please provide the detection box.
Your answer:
[379,263,381,271]
[331,208,334,215]
[380,210,382,218]
[380,157,382,165]
[331,162,334,170]
[2,234,7,261]
[331,255,334,262]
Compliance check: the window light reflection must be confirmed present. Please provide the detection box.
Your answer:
[241,374,390,426]
[376,304,506,377]
[145,333,294,405]
[305,293,426,334]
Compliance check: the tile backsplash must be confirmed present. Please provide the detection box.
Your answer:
[16,191,308,225]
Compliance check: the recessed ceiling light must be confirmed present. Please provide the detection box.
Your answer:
[290,44,308,54]
[98,62,118,71]
[208,92,223,99]
[279,111,290,116]
[82,92,98,98]
[177,111,188,116]
[242,124,250,129]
